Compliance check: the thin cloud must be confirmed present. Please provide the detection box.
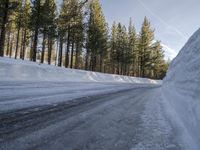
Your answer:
[136,0,187,40]
[161,43,178,60]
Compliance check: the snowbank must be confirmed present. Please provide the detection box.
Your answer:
[162,28,200,149]
[0,57,160,84]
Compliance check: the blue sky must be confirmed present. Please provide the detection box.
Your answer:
[99,0,200,59]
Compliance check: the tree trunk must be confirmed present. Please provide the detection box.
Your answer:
[75,43,80,69]
[15,27,21,59]
[20,30,24,59]
[29,34,34,61]
[0,0,9,57]
[70,38,75,69]
[21,29,27,60]
[9,34,14,58]
[99,53,103,72]
[58,36,63,67]
[32,27,39,62]
[48,37,53,65]
[85,48,90,70]
[90,49,96,71]
[93,54,97,71]
[120,63,123,75]
[111,61,115,74]
[124,63,127,75]
[65,30,70,68]
[6,28,11,56]
[117,57,120,75]
[111,46,115,74]
[55,39,59,66]
[41,32,46,63]
[32,0,40,62]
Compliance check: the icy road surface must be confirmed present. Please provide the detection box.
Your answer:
[0,82,181,150]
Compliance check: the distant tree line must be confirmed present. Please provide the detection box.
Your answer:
[0,0,168,79]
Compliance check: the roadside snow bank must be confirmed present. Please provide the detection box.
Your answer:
[0,57,160,84]
[162,28,200,149]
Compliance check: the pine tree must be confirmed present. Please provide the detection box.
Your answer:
[128,19,138,76]
[20,0,31,60]
[58,0,76,67]
[87,0,108,72]
[4,10,16,57]
[30,0,43,62]
[70,0,85,69]
[40,0,57,64]
[120,25,129,75]
[46,0,57,65]
[150,41,167,79]
[74,14,84,69]
[0,0,18,56]
[14,0,23,59]
[109,21,117,73]
[0,0,168,78]
[57,10,65,67]
[115,23,124,74]
[138,17,154,77]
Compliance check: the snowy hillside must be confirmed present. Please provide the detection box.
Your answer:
[0,57,159,84]
[162,28,200,149]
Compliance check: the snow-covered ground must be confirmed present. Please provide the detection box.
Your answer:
[162,28,200,150]
[0,57,159,114]
[0,57,160,84]
[1,57,170,150]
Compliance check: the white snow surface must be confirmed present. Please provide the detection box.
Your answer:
[132,88,179,150]
[0,57,160,84]
[162,28,200,150]
[0,57,160,113]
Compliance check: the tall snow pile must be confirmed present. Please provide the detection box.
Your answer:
[0,57,159,84]
[163,28,200,149]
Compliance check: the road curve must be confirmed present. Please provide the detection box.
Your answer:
[0,82,180,150]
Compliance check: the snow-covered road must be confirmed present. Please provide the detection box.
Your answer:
[0,82,181,150]
[1,26,200,150]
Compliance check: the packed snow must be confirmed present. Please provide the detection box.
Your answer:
[162,28,200,150]
[0,57,168,150]
[132,88,180,150]
[0,57,160,113]
[0,57,160,84]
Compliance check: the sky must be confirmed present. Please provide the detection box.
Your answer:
[99,0,200,60]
